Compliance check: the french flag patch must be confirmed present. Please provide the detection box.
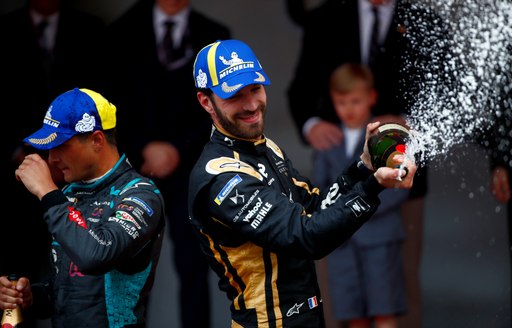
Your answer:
[308,296,318,309]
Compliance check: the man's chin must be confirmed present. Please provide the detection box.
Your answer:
[241,125,264,140]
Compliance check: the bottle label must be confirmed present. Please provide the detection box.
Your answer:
[1,275,23,327]
[2,306,22,326]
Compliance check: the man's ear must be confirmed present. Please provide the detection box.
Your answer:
[197,92,214,114]
[90,130,105,151]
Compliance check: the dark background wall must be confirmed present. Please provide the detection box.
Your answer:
[2,1,509,327]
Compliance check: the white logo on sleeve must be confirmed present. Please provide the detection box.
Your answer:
[345,196,371,217]
[321,183,341,209]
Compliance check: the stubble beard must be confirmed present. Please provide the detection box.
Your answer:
[212,103,265,140]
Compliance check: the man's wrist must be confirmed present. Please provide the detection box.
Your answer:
[357,159,373,175]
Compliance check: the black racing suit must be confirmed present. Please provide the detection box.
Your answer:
[188,126,385,327]
[31,154,165,328]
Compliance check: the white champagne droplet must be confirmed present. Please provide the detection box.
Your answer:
[401,0,512,164]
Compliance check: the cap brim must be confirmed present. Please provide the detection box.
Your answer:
[211,70,271,99]
[23,126,75,150]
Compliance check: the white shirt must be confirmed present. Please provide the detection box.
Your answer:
[343,126,364,158]
[30,9,59,53]
[153,5,190,48]
[358,0,396,65]
[303,0,396,137]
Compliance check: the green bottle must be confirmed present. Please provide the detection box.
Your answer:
[368,123,410,170]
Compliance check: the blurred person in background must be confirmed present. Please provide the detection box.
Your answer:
[0,1,105,326]
[103,0,230,326]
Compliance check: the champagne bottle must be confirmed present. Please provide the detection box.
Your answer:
[1,274,23,328]
[368,123,410,170]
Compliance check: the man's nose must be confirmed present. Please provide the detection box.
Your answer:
[243,98,260,111]
[48,150,58,163]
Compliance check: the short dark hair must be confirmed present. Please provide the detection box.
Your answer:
[75,128,117,146]
[196,88,213,97]
[103,128,118,146]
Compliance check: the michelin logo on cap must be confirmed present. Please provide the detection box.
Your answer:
[218,52,253,79]
[43,107,59,128]
[193,39,271,99]
[196,69,208,88]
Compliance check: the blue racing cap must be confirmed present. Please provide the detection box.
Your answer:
[193,39,271,99]
[24,88,117,150]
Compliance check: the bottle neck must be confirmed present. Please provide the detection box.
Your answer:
[1,306,23,326]
[1,275,23,327]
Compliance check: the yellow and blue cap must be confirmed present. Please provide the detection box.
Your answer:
[193,39,270,99]
[24,88,116,150]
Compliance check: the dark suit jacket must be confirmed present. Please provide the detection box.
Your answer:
[103,0,230,212]
[0,4,106,165]
[287,0,443,199]
[287,0,407,140]
[0,4,105,277]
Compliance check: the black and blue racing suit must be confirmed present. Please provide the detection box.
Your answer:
[31,154,165,328]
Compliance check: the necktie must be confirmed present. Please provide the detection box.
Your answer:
[161,20,175,65]
[368,5,380,67]
[36,20,49,54]
[36,19,53,76]
[160,20,192,70]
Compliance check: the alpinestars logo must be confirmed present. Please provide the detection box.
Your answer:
[287,302,304,317]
